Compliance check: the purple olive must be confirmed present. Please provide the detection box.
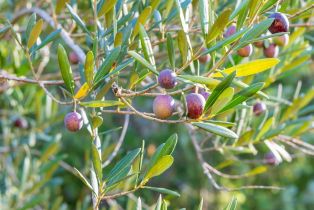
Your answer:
[192,88,210,100]
[268,12,289,34]
[64,112,83,132]
[253,102,266,116]
[273,34,289,47]
[13,118,28,129]
[69,51,79,64]
[153,95,175,119]
[263,44,279,58]
[224,25,236,38]
[186,93,205,119]
[158,69,177,89]
[264,152,280,166]
[237,44,253,57]
[199,48,211,64]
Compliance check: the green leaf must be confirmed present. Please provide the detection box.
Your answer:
[91,144,102,184]
[219,82,265,113]
[192,122,238,139]
[166,33,175,69]
[27,19,43,48]
[177,30,189,64]
[94,47,121,84]
[155,195,162,210]
[206,9,231,43]
[202,29,249,55]
[211,87,234,115]
[197,198,203,210]
[205,120,236,127]
[25,14,36,45]
[66,4,90,35]
[240,18,274,43]
[136,197,142,210]
[84,51,94,86]
[106,148,141,180]
[179,75,220,88]
[74,83,91,99]
[174,0,188,33]
[33,29,61,52]
[73,168,94,192]
[244,166,267,176]
[132,6,152,38]
[128,51,158,75]
[151,0,162,10]
[144,155,174,182]
[91,116,103,129]
[255,117,274,141]
[97,0,117,17]
[18,195,45,210]
[57,44,74,95]
[139,25,155,67]
[162,133,177,155]
[80,100,123,108]
[212,58,280,77]
[236,0,249,29]
[143,186,180,197]
[204,71,236,112]
[199,0,209,36]
[40,141,60,162]
[224,196,237,210]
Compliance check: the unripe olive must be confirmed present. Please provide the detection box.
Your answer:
[64,112,83,132]
[186,93,205,119]
[263,44,279,58]
[268,12,289,34]
[224,25,236,38]
[237,44,253,57]
[13,118,28,129]
[253,40,264,48]
[158,69,177,89]
[273,34,289,47]
[253,102,266,116]
[69,51,79,64]
[264,152,280,166]
[153,95,175,119]
[199,48,211,64]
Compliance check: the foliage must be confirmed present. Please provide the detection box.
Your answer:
[0,0,313,209]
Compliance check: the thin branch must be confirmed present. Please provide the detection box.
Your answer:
[102,114,130,168]
[0,70,80,85]
[288,4,314,19]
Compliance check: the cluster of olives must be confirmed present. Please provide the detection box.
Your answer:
[153,69,208,120]
[224,12,289,58]
[63,12,289,131]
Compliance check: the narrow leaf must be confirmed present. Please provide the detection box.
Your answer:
[57,44,74,95]
[144,155,174,182]
[207,9,231,43]
[84,51,94,86]
[128,51,158,74]
[143,186,180,197]
[80,100,123,108]
[91,144,102,183]
[193,122,238,139]
[27,19,43,48]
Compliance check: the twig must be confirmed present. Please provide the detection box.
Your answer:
[102,114,130,168]
[288,4,314,19]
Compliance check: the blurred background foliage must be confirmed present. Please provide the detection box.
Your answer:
[0,0,314,209]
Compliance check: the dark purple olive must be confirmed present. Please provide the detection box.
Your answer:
[254,40,264,48]
[268,12,289,34]
[13,118,28,129]
[186,93,205,119]
[153,95,175,119]
[253,102,266,116]
[263,44,279,58]
[224,25,236,38]
[158,69,177,89]
[264,152,280,166]
[69,51,79,64]
[273,34,289,47]
[237,44,253,57]
[64,112,83,132]
[199,48,211,64]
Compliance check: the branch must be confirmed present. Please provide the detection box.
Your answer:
[288,4,314,19]
[12,7,86,62]
[102,114,130,168]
